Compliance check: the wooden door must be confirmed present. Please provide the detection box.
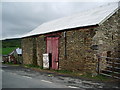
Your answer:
[47,37,59,70]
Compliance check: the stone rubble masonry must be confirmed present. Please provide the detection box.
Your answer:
[94,9,120,70]
[21,10,120,74]
[36,35,46,66]
[22,37,34,65]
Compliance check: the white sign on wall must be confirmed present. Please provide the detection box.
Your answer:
[43,53,49,69]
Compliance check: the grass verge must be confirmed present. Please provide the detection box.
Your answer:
[2,62,20,66]
[24,64,43,69]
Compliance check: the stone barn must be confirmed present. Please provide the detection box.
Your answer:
[22,3,120,74]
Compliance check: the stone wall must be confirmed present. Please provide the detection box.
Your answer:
[36,35,46,66]
[59,28,96,73]
[21,37,37,65]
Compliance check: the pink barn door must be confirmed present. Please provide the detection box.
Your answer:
[47,37,59,70]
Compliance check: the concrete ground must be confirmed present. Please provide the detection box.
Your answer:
[1,64,120,89]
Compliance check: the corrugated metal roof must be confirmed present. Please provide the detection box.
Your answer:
[23,2,119,38]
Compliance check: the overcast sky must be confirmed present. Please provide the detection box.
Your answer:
[1,0,119,40]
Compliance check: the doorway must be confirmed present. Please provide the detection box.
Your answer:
[46,37,59,70]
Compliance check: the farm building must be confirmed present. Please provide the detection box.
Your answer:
[22,3,120,74]
[8,48,22,64]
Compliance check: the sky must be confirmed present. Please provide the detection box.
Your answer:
[1,0,119,40]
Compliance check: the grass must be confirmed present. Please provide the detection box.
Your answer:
[80,73,111,81]
[24,64,43,69]
[54,70,73,74]
[2,62,20,66]
[2,47,18,55]
[0,48,2,55]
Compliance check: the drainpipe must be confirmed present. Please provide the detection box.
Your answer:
[64,31,67,59]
